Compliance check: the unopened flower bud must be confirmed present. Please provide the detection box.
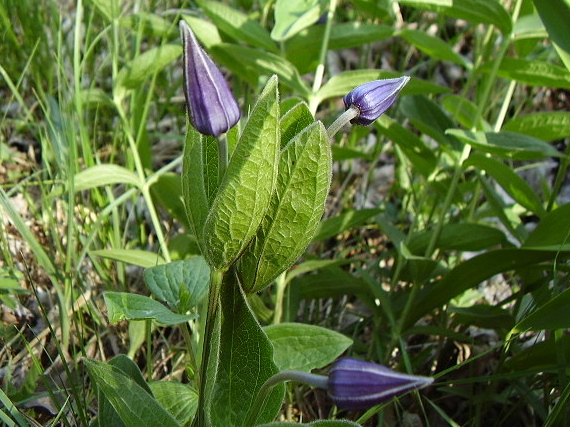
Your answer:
[328,357,433,410]
[179,20,240,137]
[343,76,410,126]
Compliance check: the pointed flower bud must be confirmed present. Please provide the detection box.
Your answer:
[179,20,240,137]
[328,357,433,410]
[343,76,410,126]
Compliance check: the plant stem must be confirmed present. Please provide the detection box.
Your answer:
[217,133,229,185]
[327,105,359,139]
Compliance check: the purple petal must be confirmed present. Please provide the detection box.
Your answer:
[328,358,433,410]
[343,76,410,126]
[180,20,240,137]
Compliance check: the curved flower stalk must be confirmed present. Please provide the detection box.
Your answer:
[328,76,411,137]
[179,20,240,137]
[247,357,433,423]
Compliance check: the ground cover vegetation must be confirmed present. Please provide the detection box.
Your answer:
[1,0,570,426]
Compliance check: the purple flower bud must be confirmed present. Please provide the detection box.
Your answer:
[179,20,240,137]
[328,358,433,410]
[343,76,410,126]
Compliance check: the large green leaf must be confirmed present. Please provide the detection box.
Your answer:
[405,249,557,328]
[203,76,280,271]
[265,323,352,371]
[238,121,331,292]
[90,249,166,268]
[198,0,277,52]
[104,292,197,325]
[523,203,570,251]
[143,257,210,312]
[465,153,546,217]
[149,381,198,425]
[209,278,284,426]
[503,112,570,142]
[85,359,179,427]
[182,126,219,253]
[280,101,315,149]
[399,0,512,34]
[271,0,327,41]
[447,129,563,160]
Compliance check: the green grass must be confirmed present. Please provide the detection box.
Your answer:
[1,0,570,425]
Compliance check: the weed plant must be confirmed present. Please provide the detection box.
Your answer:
[1,0,569,426]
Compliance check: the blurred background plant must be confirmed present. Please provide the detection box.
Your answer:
[1,0,569,425]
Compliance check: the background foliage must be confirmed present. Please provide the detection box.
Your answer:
[1,0,569,425]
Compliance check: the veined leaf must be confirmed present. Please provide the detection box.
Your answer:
[104,292,197,325]
[265,323,352,371]
[143,257,210,312]
[149,382,198,425]
[480,57,570,89]
[503,112,570,142]
[238,121,331,292]
[85,359,179,427]
[203,76,280,270]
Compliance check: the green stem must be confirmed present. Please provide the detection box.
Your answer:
[312,0,337,95]
[193,269,223,427]
[547,141,570,212]
[245,370,328,426]
[272,271,287,324]
[327,105,359,139]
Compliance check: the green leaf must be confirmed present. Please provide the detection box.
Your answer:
[447,129,563,160]
[405,249,557,329]
[104,292,197,325]
[118,12,177,38]
[407,223,507,254]
[209,278,284,426]
[265,323,352,371]
[503,112,570,142]
[504,334,570,372]
[143,257,210,312]
[271,0,326,41]
[523,203,570,251]
[464,153,546,217]
[198,0,277,52]
[116,44,182,91]
[513,287,570,332]
[182,126,219,254]
[149,382,198,425]
[203,76,280,271]
[280,101,315,148]
[533,0,570,56]
[399,0,512,34]
[398,29,471,68]
[90,249,166,268]
[238,121,332,292]
[74,164,141,191]
[479,57,570,89]
[441,94,490,131]
[313,208,382,241]
[296,265,371,299]
[259,421,361,426]
[211,44,310,97]
[180,16,222,48]
[85,359,179,427]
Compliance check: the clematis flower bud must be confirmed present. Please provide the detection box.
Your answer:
[343,76,410,126]
[328,357,433,410]
[179,20,240,137]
